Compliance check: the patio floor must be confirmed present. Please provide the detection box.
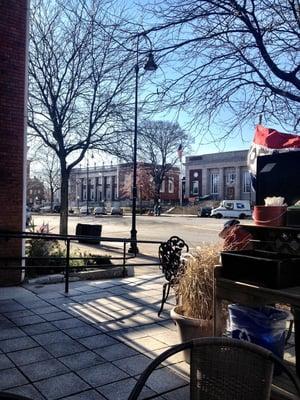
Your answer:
[0,273,190,400]
[0,273,297,399]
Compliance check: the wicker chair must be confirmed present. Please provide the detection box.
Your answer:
[157,235,188,316]
[128,337,300,400]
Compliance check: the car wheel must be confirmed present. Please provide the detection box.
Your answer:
[239,213,246,219]
[215,213,222,219]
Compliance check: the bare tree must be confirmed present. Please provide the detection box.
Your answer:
[28,0,134,234]
[138,120,188,203]
[143,0,300,138]
[39,151,61,210]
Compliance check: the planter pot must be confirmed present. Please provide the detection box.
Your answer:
[253,205,287,227]
[170,306,213,362]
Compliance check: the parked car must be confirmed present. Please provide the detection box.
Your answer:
[210,200,252,219]
[94,206,107,216]
[197,206,212,217]
[80,206,93,215]
[111,207,123,216]
[53,205,61,213]
[39,205,52,213]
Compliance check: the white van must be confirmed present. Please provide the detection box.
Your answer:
[210,200,252,219]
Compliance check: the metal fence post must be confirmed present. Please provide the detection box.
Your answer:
[65,238,70,294]
[122,242,127,277]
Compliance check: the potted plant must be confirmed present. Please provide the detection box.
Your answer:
[171,244,226,354]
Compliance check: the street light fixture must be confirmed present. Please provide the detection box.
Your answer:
[128,34,158,254]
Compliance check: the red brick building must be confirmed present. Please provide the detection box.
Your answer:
[0,0,28,284]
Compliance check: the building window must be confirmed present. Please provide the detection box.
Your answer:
[226,172,236,185]
[211,173,219,194]
[243,171,251,193]
[168,178,174,193]
[160,180,165,193]
[191,181,199,195]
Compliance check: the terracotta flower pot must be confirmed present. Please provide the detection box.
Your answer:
[253,205,287,227]
[170,306,213,362]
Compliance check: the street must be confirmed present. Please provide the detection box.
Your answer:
[32,213,253,254]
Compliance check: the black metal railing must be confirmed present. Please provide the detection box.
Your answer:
[0,231,163,293]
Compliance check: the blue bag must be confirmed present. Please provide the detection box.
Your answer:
[228,304,290,359]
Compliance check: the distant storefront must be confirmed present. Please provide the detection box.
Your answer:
[185,150,254,202]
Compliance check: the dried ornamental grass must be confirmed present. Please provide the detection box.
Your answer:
[174,244,220,320]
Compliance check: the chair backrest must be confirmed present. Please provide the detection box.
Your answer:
[158,236,188,283]
[128,337,300,400]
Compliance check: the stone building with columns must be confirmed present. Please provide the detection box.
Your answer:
[69,162,180,208]
[184,150,254,202]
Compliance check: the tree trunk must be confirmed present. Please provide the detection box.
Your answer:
[60,169,69,235]
[50,187,54,210]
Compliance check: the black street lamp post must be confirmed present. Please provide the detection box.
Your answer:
[128,34,158,254]
[86,153,94,216]
[86,158,90,215]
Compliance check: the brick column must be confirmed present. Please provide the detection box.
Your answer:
[0,0,28,284]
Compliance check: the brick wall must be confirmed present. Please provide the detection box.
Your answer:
[0,0,28,284]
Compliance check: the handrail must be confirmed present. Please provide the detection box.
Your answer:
[0,230,163,293]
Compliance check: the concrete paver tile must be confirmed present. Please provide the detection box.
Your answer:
[9,315,45,326]
[33,331,74,345]
[0,327,26,341]
[0,337,37,353]
[0,318,16,329]
[131,336,167,352]
[62,389,106,399]
[77,362,129,387]
[94,343,138,361]
[98,377,156,400]
[144,366,188,394]
[161,385,190,400]
[7,346,52,366]
[63,325,100,339]
[0,354,14,370]
[34,372,90,400]
[51,318,88,330]
[113,354,152,376]
[3,309,34,318]
[20,358,69,382]
[21,300,51,309]
[78,334,118,350]
[21,322,58,336]
[42,311,72,322]
[5,383,46,400]
[0,302,25,313]
[69,292,112,303]
[33,306,61,315]
[42,340,86,358]
[59,350,105,370]
[0,367,28,390]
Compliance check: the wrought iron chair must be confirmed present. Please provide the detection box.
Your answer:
[158,235,188,316]
[128,337,300,400]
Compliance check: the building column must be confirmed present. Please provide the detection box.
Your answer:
[219,168,224,199]
[235,166,241,199]
[202,168,208,196]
